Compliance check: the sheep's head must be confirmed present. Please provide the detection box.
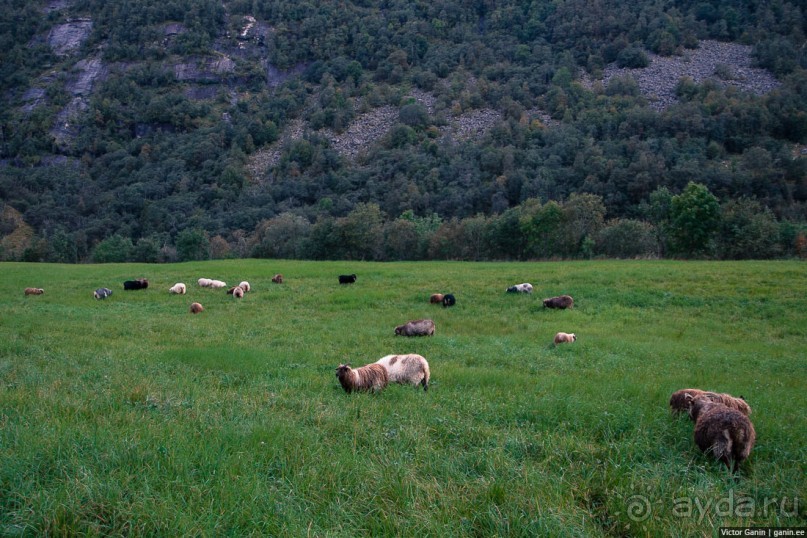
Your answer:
[335,364,351,378]
[571,334,577,341]
[689,396,721,421]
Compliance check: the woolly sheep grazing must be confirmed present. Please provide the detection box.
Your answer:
[239,281,251,292]
[189,302,204,314]
[272,274,283,284]
[375,354,430,391]
[429,293,444,304]
[233,286,244,299]
[394,319,435,337]
[94,288,113,300]
[169,283,186,295]
[198,278,213,287]
[554,332,576,345]
[670,389,751,417]
[339,274,357,284]
[209,280,227,289]
[335,363,389,393]
[690,396,756,473]
[543,295,574,309]
[123,278,148,290]
[24,287,44,296]
[506,283,533,294]
[442,294,456,308]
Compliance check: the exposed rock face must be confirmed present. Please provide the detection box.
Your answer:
[48,19,92,56]
[66,57,108,96]
[174,56,236,83]
[598,40,780,110]
[51,97,88,151]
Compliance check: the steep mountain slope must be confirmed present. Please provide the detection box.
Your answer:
[0,0,805,261]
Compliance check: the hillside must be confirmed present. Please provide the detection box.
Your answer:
[0,0,806,262]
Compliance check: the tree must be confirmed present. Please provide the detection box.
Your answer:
[337,203,384,260]
[595,219,658,258]
[717,198,781,259]
[92,234,134,263]
[176,228,210,261]
[669,182,720,257]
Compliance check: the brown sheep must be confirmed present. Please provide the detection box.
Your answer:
[429,293,444,304]
[543,295,574,309]
[690,396,756,473]
[189,302,204,314]
[335,363,389,393]
[272,274,283,284]
[394,319,435,337]
[670,389,751,417]
[553,332,576,345]
[24,287,44,296]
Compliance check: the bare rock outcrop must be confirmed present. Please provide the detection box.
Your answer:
[47,19,92,56]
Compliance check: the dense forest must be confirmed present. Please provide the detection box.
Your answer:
[0,0,805,261]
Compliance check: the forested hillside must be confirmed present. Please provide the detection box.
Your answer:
[1,0,806,261]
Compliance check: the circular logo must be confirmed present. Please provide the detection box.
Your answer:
[626,494,652,522]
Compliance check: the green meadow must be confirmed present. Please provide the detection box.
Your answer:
[0,260,805,536]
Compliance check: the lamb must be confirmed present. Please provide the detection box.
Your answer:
[239,281,251,292]
[189,302,204,314]
[233,286,244,299]
[543,295,574,309]
[272,274,283,284]
[506,283,533,293]
[554,332,576,345]
[335,363,389,393]
[169,283,186,295]
[690,396,756,472]
[375,354,430,391]
[24,287,44,295]
[93,288,113,300]
[429,293,444,304]
[394,319,435,337]
[669,389,751,417]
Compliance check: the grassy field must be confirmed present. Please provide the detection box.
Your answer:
[0,260,805,536]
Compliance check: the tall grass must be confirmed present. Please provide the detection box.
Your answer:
[0,260,804,536]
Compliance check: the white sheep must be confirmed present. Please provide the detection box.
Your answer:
[209,279,227,289]
[169,283,186,294]
[197,278,213,287]
[375,354,430,391]
[233,286,244,299]
[239,281,251,292]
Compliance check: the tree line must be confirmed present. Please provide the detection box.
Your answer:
[3,183,804,263]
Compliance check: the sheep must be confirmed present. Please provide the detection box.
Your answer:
[339,274,357,284]
[442,294,456,307]
[198,278,213,287]
[169,283,186,295]
[209,279,227,289]
[669,389,751,417]
[506,283,533,294]
[93,288,113,300]
[375,354,430,391]
[189,302,204,314]
[239,281,251,292]
[335,363,389,393]
[24,287,44,296]
[394,319,435,337]
[272,274,283,284]
[123,278,148,290]
[690,396,756,473]
[429,293,444,304]
[543,295,574,309]
[554,332,576,345]
[226,286,239,294]
[233,286,244,299]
